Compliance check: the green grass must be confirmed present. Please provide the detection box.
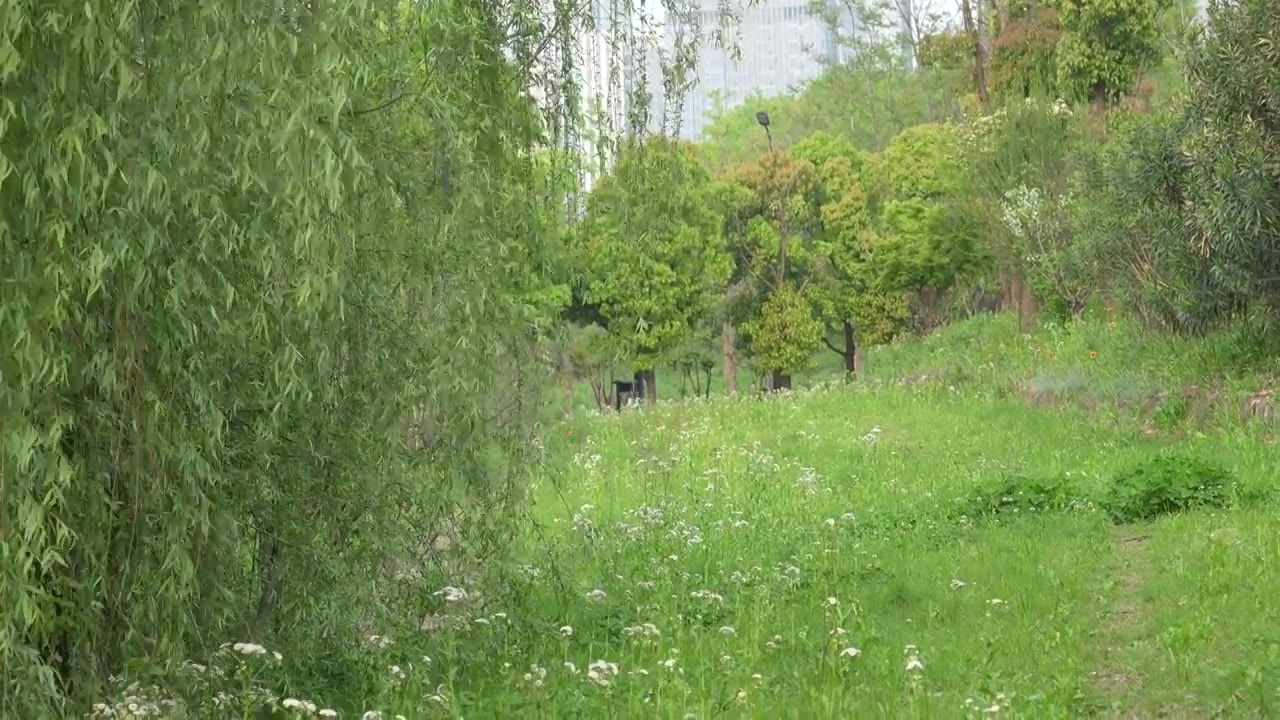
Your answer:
[95,313,1280,717]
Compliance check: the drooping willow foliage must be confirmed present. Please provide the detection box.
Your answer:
[0,0,703,713]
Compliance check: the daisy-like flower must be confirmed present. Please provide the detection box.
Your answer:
[839,646,862,658]
[435,586,469,603]
[232,642,267,657]
[282,698,317,713]
[587,660,619,686]
[585,588,607,602]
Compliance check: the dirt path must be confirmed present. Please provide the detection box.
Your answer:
[1089,529,1152,715]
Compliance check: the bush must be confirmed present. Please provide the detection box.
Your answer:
[958,472,1093,519]
[1104,453,1237,524]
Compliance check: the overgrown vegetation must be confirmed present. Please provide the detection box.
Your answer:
[1104,453,1237,524]
[5,0,1279,715]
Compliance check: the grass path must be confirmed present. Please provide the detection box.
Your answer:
[1090,528,1154,716]
[494,384,1280,717]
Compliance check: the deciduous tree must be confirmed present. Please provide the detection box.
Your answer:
[574,137,732,399]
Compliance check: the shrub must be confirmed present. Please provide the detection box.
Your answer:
[1104,453,1237,524]
[958,473,1093,519]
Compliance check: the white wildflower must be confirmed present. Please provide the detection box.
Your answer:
[282,698,317,713]
[587,659,619,686]
[839,647,862,658]
[718,625,737,636]
[585,588,607,602]
[232,642,267,657]
[435,586,469,603]
[950,578,967,590]
[559,625,574,638]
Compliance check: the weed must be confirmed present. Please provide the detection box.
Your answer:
[1104,453,1236,524]
[958,473,1094,519]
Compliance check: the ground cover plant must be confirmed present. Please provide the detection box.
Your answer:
[90,313,1280,717]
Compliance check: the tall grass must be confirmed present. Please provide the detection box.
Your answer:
[94,313,1280,716]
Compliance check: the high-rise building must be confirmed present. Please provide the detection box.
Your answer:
[646,0,870,140]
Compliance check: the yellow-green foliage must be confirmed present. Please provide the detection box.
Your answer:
[741,284,825,374]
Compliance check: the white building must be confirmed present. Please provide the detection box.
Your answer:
[525,1,647,194]
[646,0,909,140]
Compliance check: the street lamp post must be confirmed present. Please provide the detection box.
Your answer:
[756,110,791,393]
[756,111,773,151]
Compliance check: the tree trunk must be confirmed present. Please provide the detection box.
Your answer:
[998,265,1013,308]
[560,350,575,417]
[722,321,738,395]
[1091,81,1108,112]
[636,368,657,402]
[1016,270,1038,332]
[990,0,1009,33]
[960,0,991,109]
[842,320,858,376]
[769,370,792,392]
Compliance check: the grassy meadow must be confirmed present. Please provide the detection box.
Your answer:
[94,313,1280,718]
[418,312,1280,718]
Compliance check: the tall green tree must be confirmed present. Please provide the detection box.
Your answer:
[573,137,731,399]
[874,123,983,330]
[1056,0,1169,106]
[722,150,824,389]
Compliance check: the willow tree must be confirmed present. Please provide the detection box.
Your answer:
[0,0,662,712]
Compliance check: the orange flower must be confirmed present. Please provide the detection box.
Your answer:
[1089,351,1098,359]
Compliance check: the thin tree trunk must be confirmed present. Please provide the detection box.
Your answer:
[990,0,1009,33]
[1016,270,1037,331]
[770,370,792,392]
[842,320,858,376]
[560,350,574,417]
[636,368,656,402]
[960,0,991,109]
[722,321,738,395]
